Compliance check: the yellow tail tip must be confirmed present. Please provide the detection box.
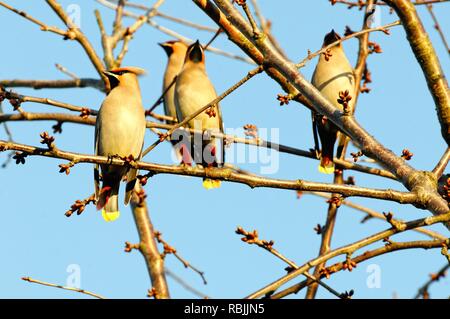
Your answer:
[203,179,221,189]
[101,210,120,222]
[318,164,335,174]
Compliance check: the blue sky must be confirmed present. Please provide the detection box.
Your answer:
[0,0,449,299]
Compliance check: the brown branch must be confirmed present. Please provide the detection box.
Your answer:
[95,0,255,64]
[384,0,450,146]
[0,112,96,126]
[193,0,450,229]
[141,65,264,157]
[0,1,67,36]
[414,263,449,299]
[106,0,218,32]
[129,184,170,299]
[270,238,449,299]
[306,171,344,299]
[295,22,401,69]
[55,63,79,80]
[0,78,104,91]
[0,109,396,180]
[156,11,218,32]
[245,215,450,299]
[1,90,97,115]
[249,0,289,59]
[95,9,115,69]
[45,0,108,87]
[235,227,345,299]
[165,268,209,299]
[433,147,450,178]
[330,0,450,7]
[0,102,14,167]
[0,139,419,204]
[155,231,207,285]
[309,191,448,241]
[425,4,450,54]
[110,0,165,49]
[22,276,105,299]
[306,0,377,299]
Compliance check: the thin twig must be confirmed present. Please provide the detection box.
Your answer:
[0,139,420,204]
[141,66,264,157]
[55,64,79,80]
[414,263,450,299]
[235,227,345,299]
[309,191,447,241]
[270,239,448,299]
[245,214,450,299]
[155,231,207,285]
[425,4,450,54]
[0,111,405,180]
[433,147,450,178]
[0,78,104,91]
[165,268,209,299]
[22,276,105,299]
[296,20,401,68]
[130,183,170,299]
[95,0,255,64]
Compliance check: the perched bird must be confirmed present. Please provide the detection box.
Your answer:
[174,40,225,189]
[311,29,355,174]
[159,40,189,161]
[159,40,189,123]
[94,66,147,221]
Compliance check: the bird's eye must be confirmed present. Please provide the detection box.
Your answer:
[116,71,125,76]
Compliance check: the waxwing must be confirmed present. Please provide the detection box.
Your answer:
[94,66,146,221]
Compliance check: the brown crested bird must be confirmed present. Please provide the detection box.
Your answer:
[159,40,189,162]
[174,40,225,189]
[94,66,146,221]
[312,29,355,174]
[159,40,189,123]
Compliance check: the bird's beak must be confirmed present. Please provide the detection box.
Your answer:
[189,40,203,63]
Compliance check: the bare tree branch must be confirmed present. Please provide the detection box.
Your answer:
[270,238,449,299]
[130,184,170,299]
[193,0,450,229]
[0,78,104,91]
[0,139,419,204]
[246,215,450,299]
[22,276,105,299]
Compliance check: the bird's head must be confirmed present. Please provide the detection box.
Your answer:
[103,66,146,89]
[158,40,188,58]
[185,40,205,65]
[322,29,342,48]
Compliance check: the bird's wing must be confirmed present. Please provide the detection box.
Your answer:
[311,111,321,159]
[94,119,101,200]
[124,132,145,205]
[214,89,226,166]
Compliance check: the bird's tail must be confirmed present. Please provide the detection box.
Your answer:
[318,136,336,175]
[96,181,120,222]
[203,178,221,189]
[318,156,335,174]
[202,141,223,189]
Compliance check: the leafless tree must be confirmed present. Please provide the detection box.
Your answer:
[0,0,449,299]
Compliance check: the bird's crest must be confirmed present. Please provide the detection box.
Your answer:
[108,66,147,76]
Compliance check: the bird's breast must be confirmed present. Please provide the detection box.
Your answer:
[96,99,145,158]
